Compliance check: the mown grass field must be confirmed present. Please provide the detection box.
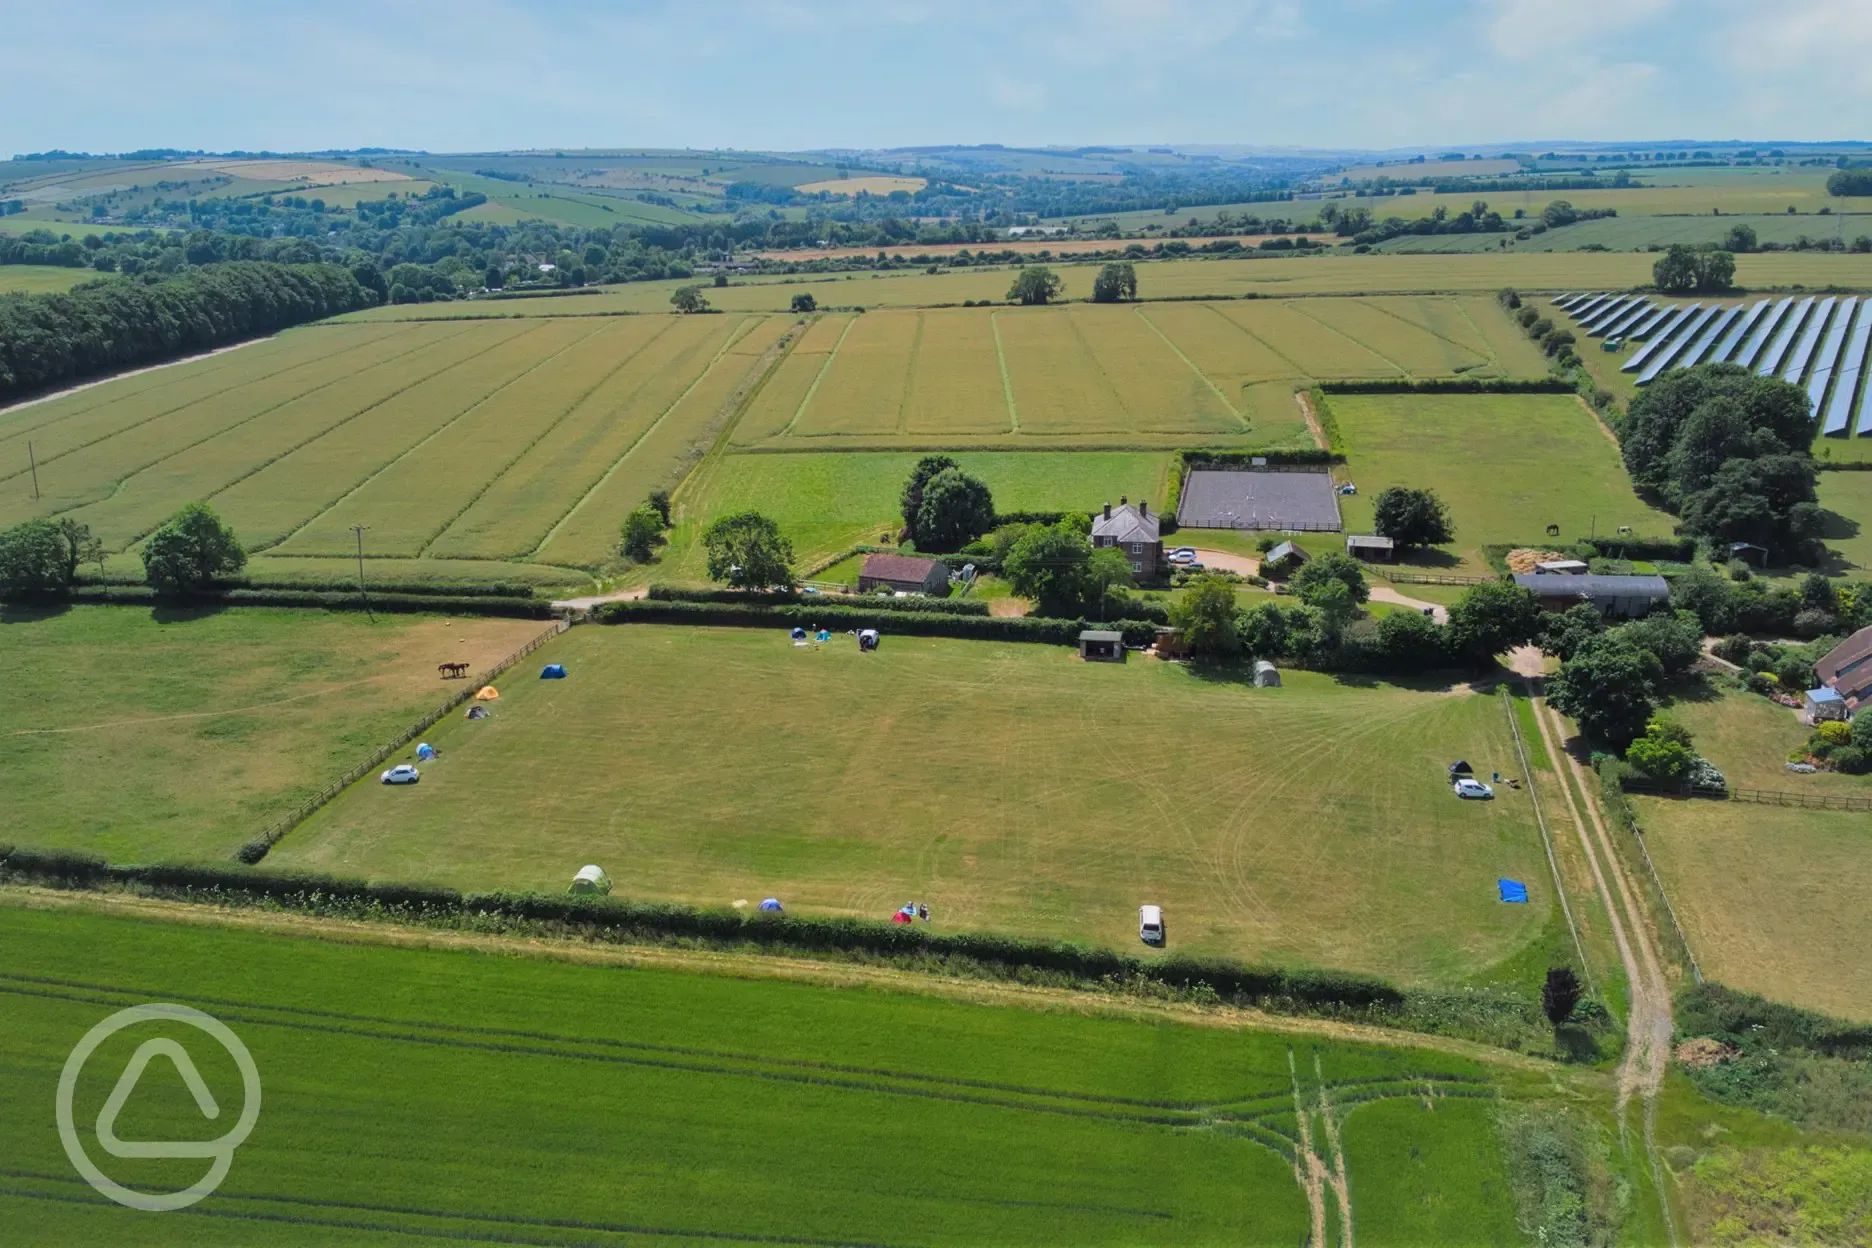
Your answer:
[0,899,1532,1246]
[1817,471,1872,571]
[0,315,788,578]
[1636,685,1872,1020]
[0,606,549,863]
[659,450,1173,576]
[0,264,98,293]
[280,626,1552,987]
[1330,393,1677,573]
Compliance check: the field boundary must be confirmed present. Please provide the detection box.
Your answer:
[1134,306,1246,428]
[1599,772,1704,985]
[990,311,1020,433]
[1498,687,1593,990]
[780,313,855,437]
[239,618,571,862]
[1623,779,1872,812]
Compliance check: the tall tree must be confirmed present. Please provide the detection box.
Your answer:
[701,511,793,589]
[670,285,710,313]
[1541,968,1582,1027]
[1090,262,1137,303]
[1371,486,1453,551]
[1006,266,1064,306]
[1289,552,1370,607]
[620,505,663,562]
[1546,632,1661,746]
[0,519,69,597]
[141,502,246,595]
[915,468,995,553]
[1170,574,1241,657]
[1445,581,1543,664]
[899,455,960,542]
[1004,520,1093,616]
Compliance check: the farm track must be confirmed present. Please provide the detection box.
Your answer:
[0,334,276,425]
[1524,685,1679,1245]
[990,312,1020,432]
[781,314,856,437]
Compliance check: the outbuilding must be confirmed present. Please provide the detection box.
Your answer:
[1253,660,1281,687]
[1511,572,1670,619]
[1263,540,1310,575]
[1344,534,1395,563]
[1804,686,1848,723]
[1533,559,1590,576]
[1079,629,1125,662]
[858,552,948,595]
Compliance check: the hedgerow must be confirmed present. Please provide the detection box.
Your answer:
[647,584,990,616]
[602,598,1157,646]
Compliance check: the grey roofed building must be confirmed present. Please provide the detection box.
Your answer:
[1078,629,1125,662]
[1815,624,1872,714]
[1264,540,1309,570]
[1091,497,1162,578]
[1344,534,1395,561]
[1512,572,1670,619]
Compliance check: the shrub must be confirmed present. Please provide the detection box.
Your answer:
[1816,720,1853,747]
[142,502,246,594]
[1829,745,1868,775]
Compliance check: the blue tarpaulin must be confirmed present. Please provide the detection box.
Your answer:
[540,664,567,679]
[1498,879,1529,904]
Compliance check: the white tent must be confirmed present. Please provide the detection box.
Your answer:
[568,864,612,895]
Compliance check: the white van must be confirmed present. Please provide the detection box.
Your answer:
[1138,904,1165,946]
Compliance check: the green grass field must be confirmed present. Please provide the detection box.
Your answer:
[0,264,99,293]
[1633,685,1872,1020]
[0,606,552,863]
[1818,472,1872,572]
[277,626,1553,987]
[1330,393,1677,573]
[0,898,1535,1246]
[660,450,1172,576]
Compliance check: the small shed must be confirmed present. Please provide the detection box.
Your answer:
[1253,660,1281,687]
[1153,626,1189,660]
[1805,686,1848,723]
[1533,559,1590,576]
[1079,629,1125,662]
[1345,534,1396,563]
[568,865,612,896]
[1263,540,1310,574]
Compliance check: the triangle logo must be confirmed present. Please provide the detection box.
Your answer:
[95,1038,225,1160]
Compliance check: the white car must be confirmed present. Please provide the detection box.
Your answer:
[1168,547,1197,561]
[381,764,421,785]
[1453,777,1494,800]
[1139,904,1165,946]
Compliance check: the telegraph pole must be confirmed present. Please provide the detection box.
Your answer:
[28,441,39,500]
[351,524,373,621]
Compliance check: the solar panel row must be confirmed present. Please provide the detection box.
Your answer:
[1758,296,1815,377]
[1823,307,1872,436]
[1735,297,1795,371]
[1636,305,1722,385]
[1782,297,1838,384]
[1807,298,1860,422]
[1623,304,1700,372]
[1711,300,1770,364]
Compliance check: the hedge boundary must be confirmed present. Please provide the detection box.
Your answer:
[0,845,1392,1009]
[601,598,1158,646]
[74,575,540,598]
[236,619,569,862]
[647,584,991,616]
[1317,378,1574,395]
[54,586,556,618]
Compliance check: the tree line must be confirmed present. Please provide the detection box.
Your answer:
[0,261,375,402]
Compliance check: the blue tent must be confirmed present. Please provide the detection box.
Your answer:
[1497,879,1529,904]
[759,898,783,912]
[790,627,807,640]
[540,664,567,679]
[416,743,436,761]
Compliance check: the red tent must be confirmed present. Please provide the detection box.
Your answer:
[890,910,913,924]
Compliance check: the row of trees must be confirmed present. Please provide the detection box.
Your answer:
[1652,244,1736,293]
[0,503,247,598]
[0,262,376,401]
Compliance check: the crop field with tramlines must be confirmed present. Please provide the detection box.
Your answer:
[2,901,1546,1246]
[278,626,1556,988]
[733,296,1546,450]
[0,315,788,582]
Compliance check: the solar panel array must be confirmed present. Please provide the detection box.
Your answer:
[1559,290,1872,436]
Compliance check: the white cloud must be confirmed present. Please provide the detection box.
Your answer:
[1483,0,1671,59]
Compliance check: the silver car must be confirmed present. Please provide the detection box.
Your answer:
[381,764,421,785]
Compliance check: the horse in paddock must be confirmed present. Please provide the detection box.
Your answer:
[438,662,471,679]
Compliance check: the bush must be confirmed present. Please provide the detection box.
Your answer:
[1829,745,1868,775]
[142,502,246,595]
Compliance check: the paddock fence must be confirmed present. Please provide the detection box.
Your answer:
[238,618,572,863]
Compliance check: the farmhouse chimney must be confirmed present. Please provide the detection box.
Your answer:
[1139,500,1148,518]
[1103,502,1111,519]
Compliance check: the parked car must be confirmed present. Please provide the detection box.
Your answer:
[1168,547,1197,562]
[1182,561,1205,572]
[1138,904,1165,946]
[381,764,421,785]
[1453,778,1494,800]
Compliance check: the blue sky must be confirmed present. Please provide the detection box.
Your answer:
[3,0,1868,156]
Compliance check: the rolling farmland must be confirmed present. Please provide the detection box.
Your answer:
[0,315,789,579]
